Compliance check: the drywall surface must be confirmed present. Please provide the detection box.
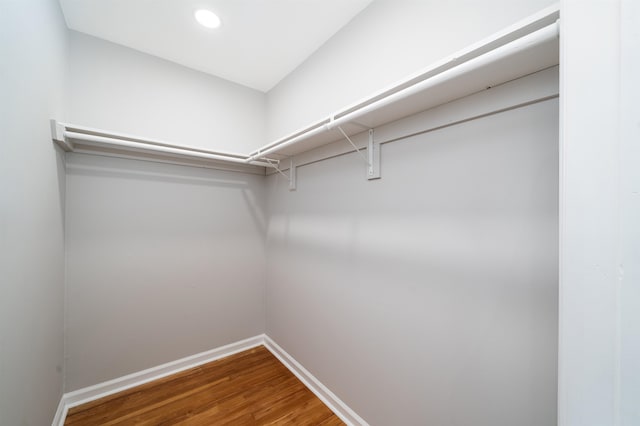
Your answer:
[620,2,640,424]
[265,98,559,425]
[266,0,556,141]
[559,1,640,425]
[0,0,67,424]
[68,31,266,154]
[64,154,267,391]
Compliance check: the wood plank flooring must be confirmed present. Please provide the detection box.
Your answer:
[65,346,344,425]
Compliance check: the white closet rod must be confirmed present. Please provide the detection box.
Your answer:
[63,131,276,168]
[247,20,559,162]
[54,12,558,171]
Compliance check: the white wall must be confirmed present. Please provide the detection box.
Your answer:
[620,3,640,423]
[265,93,559,425]
[64,18,272,394]
[0,0,68,424]
[68,31,266,154]
[266,0,556,141]
[559,1,640,425]
[64,154,267,390]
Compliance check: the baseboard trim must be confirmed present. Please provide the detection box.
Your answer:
[51,396,67,426]
[263,335,369,426]
[51,334,264,425]
[52,334,367,426]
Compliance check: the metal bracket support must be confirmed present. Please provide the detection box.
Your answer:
[367,129,381,180]
[336,126,380,180]
[266,157,296,191]
[337,126,369,165]
[289,159,297,191]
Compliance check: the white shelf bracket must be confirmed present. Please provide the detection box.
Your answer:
[266,157,295,189]
[367,129,381,180]
[50,119,73,151]
[337,125,372,175]
[288,159,297,191]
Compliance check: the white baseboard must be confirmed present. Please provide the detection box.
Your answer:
[51,396,67,426]
[52,334,263,426]
[263,335,369,426]
[52,334,367,426]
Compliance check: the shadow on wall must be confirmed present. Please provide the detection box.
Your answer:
[263,99,559,425]
[55,145,67,233]
[64,152,267,235]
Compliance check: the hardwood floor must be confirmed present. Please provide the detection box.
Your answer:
[65,346,344,425]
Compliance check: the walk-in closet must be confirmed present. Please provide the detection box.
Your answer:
[1,1,638,425]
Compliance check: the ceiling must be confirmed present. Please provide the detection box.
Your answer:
[58,0,373,92]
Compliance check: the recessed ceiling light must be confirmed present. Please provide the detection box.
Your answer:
[194,9,221,29]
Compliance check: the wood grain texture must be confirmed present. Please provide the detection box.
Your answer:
[65,346,344,425]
